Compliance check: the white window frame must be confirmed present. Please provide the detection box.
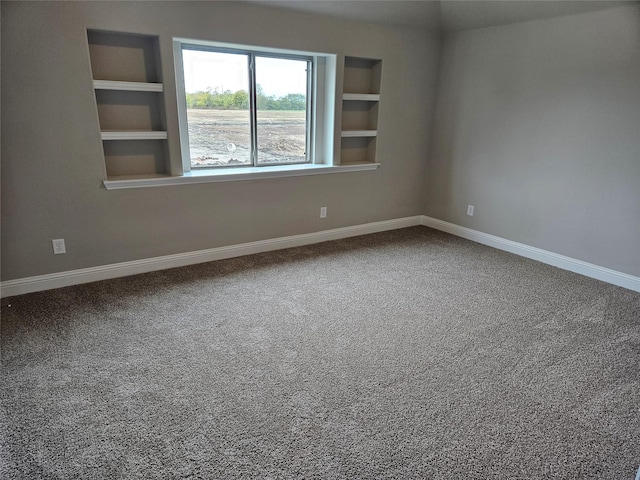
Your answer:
[173,38,337,176]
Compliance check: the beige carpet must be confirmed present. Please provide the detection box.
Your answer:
[2,226,639,479]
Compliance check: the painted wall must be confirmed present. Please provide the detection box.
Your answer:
[1,1,440,281]
[425,6,640,276]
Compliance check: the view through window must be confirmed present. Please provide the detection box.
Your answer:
[181,48,310,168]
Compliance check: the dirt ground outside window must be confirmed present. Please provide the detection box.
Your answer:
[187,109,306,167]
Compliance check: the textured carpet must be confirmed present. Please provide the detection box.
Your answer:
[1,226,639,479]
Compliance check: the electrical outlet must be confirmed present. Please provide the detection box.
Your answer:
[467,205,475,216]
[320,207,327,218]
[52,239,66,254]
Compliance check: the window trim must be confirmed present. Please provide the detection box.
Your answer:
[173,38,333,176]
[102,162,380,190]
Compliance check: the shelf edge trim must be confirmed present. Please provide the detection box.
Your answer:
[101,131,168,140]
[93,80,164,92]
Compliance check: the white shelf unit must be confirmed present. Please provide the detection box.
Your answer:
[88,30,169,180]
[340,56,382,165]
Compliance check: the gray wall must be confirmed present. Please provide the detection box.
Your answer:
[1,1,440,281]
[3,2,638,284]
[425,5,640,277]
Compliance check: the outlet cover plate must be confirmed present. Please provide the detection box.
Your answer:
[52,239,66,254]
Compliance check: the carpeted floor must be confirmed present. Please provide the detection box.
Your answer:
[1,226,639,479]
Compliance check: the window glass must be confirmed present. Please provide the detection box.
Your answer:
[255,56,308,165]
[182,49,251,167]
[180,48,311,169]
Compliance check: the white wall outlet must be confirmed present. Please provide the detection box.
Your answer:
[52,239,66,254]
[320,207,327,218]
[467,205,475,216]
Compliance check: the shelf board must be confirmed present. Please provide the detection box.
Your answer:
[101,131,168,140]
[93,80,164,92]
[341,130,377,137]
[342,93,380,101]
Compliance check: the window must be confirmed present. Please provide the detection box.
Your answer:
[177,44,313,171]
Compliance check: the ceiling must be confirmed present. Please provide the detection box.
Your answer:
[245,1,635,31]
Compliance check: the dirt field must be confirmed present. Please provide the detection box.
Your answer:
[187,109,306,167]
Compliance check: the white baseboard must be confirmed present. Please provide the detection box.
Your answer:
[421,215,640,293]
[0,216,422,298]
[2,215,638,297]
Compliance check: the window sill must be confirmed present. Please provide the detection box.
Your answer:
[102,162,380,190]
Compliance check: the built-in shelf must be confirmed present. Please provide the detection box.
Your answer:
[343,56,382,95]
[93,80,164,92]
[340,56,382,165]
[342,93,380,101]
[88,30,169,179]
[340,136,377,165]
[341,130,377,137]
[101,131,168,140]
